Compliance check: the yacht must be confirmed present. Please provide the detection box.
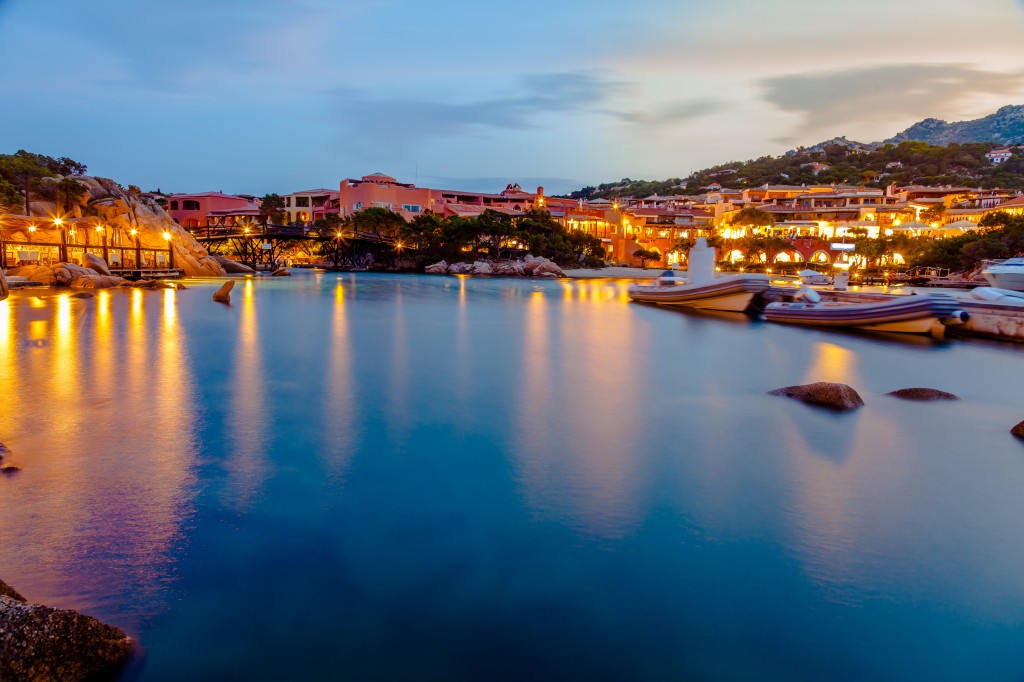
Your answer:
[982,258,1024,291]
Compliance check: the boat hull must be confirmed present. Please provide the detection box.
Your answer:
[983,271,1024,292]
[628,275,770,313]
[764,294,964,335]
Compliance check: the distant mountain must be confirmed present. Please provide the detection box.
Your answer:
[886,105,1024,146]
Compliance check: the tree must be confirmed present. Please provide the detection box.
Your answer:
[920,204,947,224]
[351,206,406,238]
[729,207,775,231]
[260,193,286,224]
[633,247,661,269]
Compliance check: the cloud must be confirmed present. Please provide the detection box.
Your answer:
[331,72,625,151]
[614,99,724,125]
[762,64,1024,140]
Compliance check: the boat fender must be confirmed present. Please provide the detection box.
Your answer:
[972,287,1024,302]
[942,310,969,326]
[793,288,821,303]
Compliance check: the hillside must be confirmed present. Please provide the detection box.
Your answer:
[886,105,1024,146]
[568,140,1024,199]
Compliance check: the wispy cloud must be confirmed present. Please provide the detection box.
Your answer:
[331,72,625,151]
[762,64,1024,140]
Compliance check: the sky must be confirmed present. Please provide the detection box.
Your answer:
[2,0,1024,195]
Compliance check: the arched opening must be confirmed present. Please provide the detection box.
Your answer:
[810,250,831,263]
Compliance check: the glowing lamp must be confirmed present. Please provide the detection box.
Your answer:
[53,218,63,227]
[162,231,172,241]
[130,228,138,236]
[28,225,37,233]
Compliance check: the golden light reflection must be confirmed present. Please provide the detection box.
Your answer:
[513,282,646,537]
[323,280,355,479]
[228,276,268,507]
[803,341,858,385]
[0,287,198,622]
[162,288,176,329]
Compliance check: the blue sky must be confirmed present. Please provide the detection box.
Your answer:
[2,0,1024,195]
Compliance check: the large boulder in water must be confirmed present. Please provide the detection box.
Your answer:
[213,255,256,274]
[769,382,865,411]
[885,387,960,401]
[424,260,448,274]
[471,261,492,275]
[212,280,234,303]
[84,253,112,276]
[1012,420,1024,441]
[0,582,133,681]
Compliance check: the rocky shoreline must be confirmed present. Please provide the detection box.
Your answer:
[0,579,133,681]
[424,254,567,277]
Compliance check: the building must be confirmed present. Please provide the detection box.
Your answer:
[986,148,1013,164]
[166,192,261,228]
[283,189,341,224]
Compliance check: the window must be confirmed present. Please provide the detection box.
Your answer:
[295,197,310,207]
[170,200,179,210]
[353,202,362,211]
[374,202,392,210]
[402,204,421,213]
[285,197,291,207]
[183,200,200,211]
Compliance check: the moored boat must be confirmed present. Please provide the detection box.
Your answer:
[764,292,968,335]
[628,273,771,312]
[798,269,832,286]
[981,258,1024,291]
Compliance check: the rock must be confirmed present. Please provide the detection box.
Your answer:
[1012,421,1024,441]
[769,382,865,411]
[448,262,474,274]
[538,272,558,278]
[471,261,493,275]
[0,588,133,681]
[533,261,565,277]
[83,253,111,276]
[270,268,291,277]
[1,466,20,474]
[70,274,125,289]
[885,388,960,401]
[0,443,9,455]
[0,268,8,302]
[0,579,24,602]
[212,280,234,303]
[132,279,159,288]
[175,283,187,290]
[521,257,544,275]
[425,260,448,274]
[70,292,95,299]
[493,261,525,276]
[8,265,56,286]
[213,255,256,274]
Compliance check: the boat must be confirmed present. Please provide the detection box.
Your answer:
[981,258,1024,291]
[628,273,770,312]
[628,237,769,312]
[798,269,832,286]
[764,291,969,335]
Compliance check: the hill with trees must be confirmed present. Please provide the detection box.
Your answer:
[569,140,1024,199]
[886,105,1024,146]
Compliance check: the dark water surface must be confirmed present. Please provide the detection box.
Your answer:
[2,271,1024,681]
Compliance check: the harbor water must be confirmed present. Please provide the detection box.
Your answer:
[1,271,1024,680]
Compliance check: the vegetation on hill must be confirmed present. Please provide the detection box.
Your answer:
[569,141,1024,199]
[0,150,88,214]
[887,105,1024,146]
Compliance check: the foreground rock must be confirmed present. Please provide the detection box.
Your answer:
[885,388,960,401]
[769,382,865,411]
[0,581,133,681]
[212,280,234,303]
[8,263,126,289]
[213,255,256,274]
[270,267,291,277]
[1012,421,1024,441]
[424,260,448,274]
[84,254,112,276]
[0,268,8,301]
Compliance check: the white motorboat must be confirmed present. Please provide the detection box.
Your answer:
[798,269,832,286]
[981,258,1024,291]
[628,237,769,312]
[764,290,968,335]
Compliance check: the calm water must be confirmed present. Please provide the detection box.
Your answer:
[2,271,1024,681]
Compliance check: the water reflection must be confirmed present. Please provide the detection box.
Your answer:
[513,281,648,538]
[322,279,356,478]
[225,278,269,507]
[0,289,197,625]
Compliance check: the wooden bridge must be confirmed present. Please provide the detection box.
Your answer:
[188,224,411,270]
